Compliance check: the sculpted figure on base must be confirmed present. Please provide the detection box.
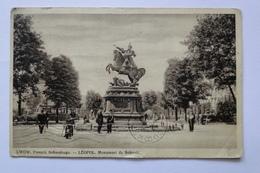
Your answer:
[114,43,138,71]
[106,43,145,86]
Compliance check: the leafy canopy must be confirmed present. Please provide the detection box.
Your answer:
[182,14,236,90]
[164,58,211,109]
[142,91,157,110]
[13,14,49,97]
[44,55,81,108]
[85,90,103,110]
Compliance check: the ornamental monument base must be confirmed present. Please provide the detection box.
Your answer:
[103,86,145,125]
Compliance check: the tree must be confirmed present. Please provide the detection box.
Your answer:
[164,58,210,121]
[182,14,236,103]
[85,90,103,116]
[216,96,236,124]
[44,55,81,122]
[142,90,157,110]
[13,14,49,116]
[142,91,167,120]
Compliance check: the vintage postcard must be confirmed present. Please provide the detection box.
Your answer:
[10,8,242,158]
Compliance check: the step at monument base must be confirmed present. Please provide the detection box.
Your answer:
[75,123,181,132]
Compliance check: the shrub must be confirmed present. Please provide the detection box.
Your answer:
[216,98,236,124]
[13,115,26,121]
[26,116,37,121]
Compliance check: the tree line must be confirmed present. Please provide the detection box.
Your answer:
[13,14,81,122]
[164,14,236,122]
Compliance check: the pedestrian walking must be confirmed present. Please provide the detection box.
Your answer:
[96,107,104,134]
[188,112,195,132]
[37,110,47,134]
[107,109,114,133]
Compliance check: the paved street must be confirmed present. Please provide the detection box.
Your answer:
[13,122,237,149]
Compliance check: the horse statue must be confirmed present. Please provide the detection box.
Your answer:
[106,49,146,86]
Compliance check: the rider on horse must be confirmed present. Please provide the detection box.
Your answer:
[106,43,145,86]
[114,43,137,73]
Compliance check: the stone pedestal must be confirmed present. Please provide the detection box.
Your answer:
[103,86,144,124]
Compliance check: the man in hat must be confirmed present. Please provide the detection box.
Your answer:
[37,110,47,134]
[107,109,114,133]
[96,107,104,134]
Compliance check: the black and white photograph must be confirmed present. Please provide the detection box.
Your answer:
[10,8,242,158]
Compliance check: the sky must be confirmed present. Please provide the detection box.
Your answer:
[31,14,198,96]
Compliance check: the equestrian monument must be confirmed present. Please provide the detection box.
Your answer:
[104,44,146,123]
